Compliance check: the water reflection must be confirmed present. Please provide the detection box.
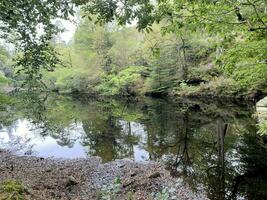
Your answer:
[0,92,266,199]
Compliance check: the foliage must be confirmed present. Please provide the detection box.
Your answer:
[0,0,74,86]
[0,46,13,79]
[0,0,267,99]
[0,180,28,200]
[86,0,266,31]
[0,72,9,85]
[77,0,267,98]
[99,177,122,200]
[221,39,267,91]
[0,92,12,104]
[97,66,147,96]
[153,188,171,200]
[0,0,266,93]
[44,67,90,93]
[80,0,157,32]
[258,120,267,135]
[0,46,10,68]
[43,19,146,95]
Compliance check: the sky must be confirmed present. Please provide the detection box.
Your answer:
[58,19,77,43]
[0,18,77,51]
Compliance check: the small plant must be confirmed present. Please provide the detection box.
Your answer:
[151,181,187,200]
[0,180,29,200]
[0,72,9,85]
[153,188,170,200]
[99,177,122,200]
[258,120,267,135]
[126,191,134,200]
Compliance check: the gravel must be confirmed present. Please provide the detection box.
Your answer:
[0,150,207,200]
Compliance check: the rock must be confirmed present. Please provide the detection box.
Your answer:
[123,180,135,188]
[130,172,137,177]
[118,164,125,168]
[148,172,161,179]
[256,97,267,123]
[256,97,267,107]
[38,157,45,161]
[256,107,267,112]
[65,176,79,187]
[45,168,52,173]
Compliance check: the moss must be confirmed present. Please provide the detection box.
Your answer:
[0,180,29,200]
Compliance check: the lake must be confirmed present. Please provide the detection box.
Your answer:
[0,93,267,199]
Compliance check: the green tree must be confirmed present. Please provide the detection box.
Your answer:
[0,0,74,86]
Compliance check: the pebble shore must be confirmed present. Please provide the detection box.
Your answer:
[0,150,207,200]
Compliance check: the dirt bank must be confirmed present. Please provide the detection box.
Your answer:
[0,150,207,200]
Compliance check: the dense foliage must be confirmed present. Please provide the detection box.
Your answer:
[0,2,267,198]
[0,0,74,87]
[0,0,266,98]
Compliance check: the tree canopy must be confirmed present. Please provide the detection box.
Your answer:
[0,0,74,85]
[81,0,267,33]
[0,0,266,97]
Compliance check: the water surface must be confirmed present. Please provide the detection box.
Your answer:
[0,93,266,199]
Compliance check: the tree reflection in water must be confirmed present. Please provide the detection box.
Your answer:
[0,92,266,199]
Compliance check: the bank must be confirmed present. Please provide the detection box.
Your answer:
[0,150,207,200]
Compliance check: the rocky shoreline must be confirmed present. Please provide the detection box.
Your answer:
[0,150,207,200]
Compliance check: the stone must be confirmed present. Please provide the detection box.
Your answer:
[148,172,161,179]
[256,97,267,107]
[66,176,79,187]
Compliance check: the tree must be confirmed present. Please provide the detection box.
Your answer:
[0,0,74,86]
[81,0,267,89]
[0,0,266,95]
[0,46,11,76]
[81,0,267,34]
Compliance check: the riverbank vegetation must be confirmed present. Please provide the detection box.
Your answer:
[37,17,267,99]
[0,0,266,100]
[0,180,29,200]
[0,0,266,147]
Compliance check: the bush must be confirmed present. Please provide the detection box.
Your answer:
[221,39,267,94]
[0,72,9,86]
[172,76,240,97]
[232,65,267,92]
[96,66,148,96]
[0,180,29,200]
[43,67,96,94]
[258,120,267,136]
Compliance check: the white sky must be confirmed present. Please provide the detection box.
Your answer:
[58,19,77,43]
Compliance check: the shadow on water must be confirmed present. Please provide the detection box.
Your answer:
[0,91,267,199]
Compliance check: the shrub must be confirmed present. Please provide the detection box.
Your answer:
[96,66,148,96]
[0,180,29,200]
[221,39,267,93]
[258,120,267,136]
[0,72,9,86]
[99,177,122,200]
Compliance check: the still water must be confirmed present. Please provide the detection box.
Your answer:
[0,93,267,199]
